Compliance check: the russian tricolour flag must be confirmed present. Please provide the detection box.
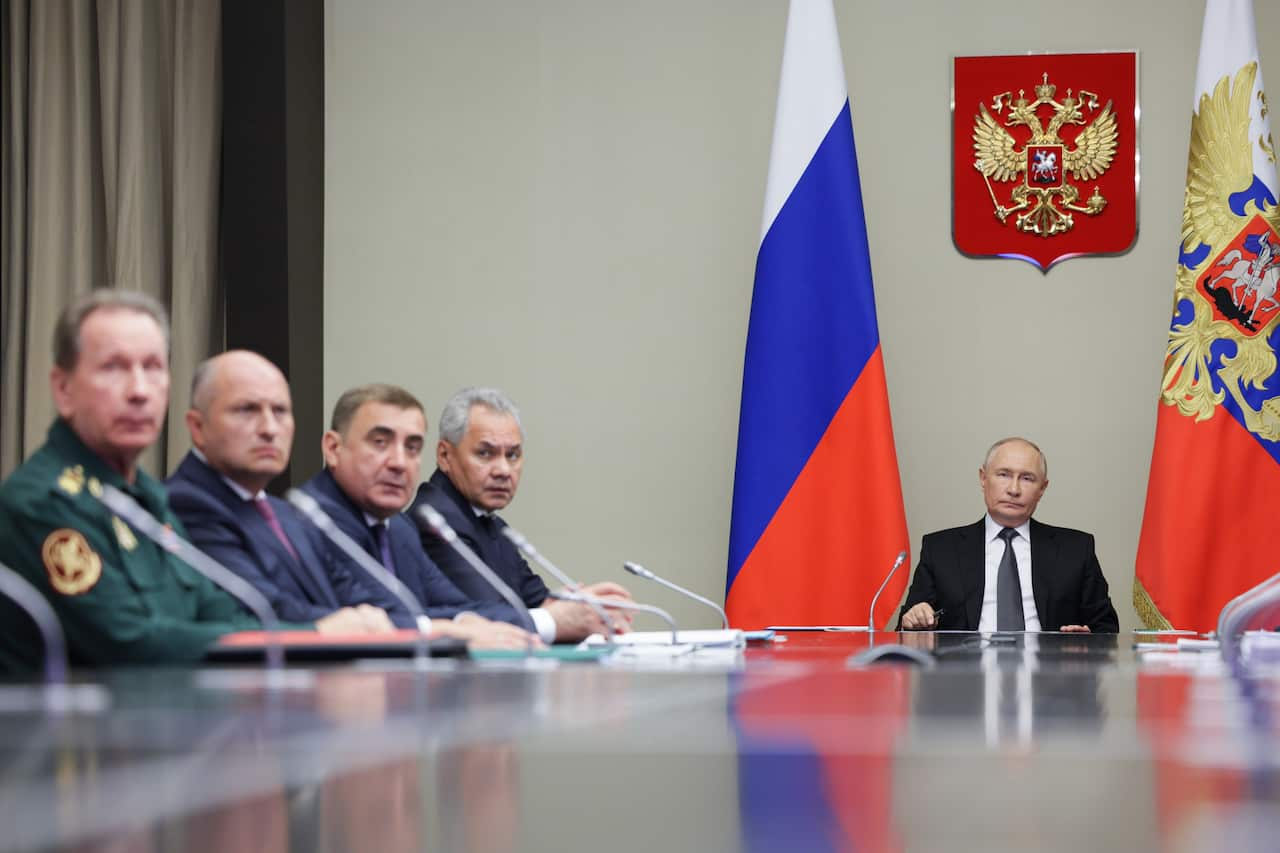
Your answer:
[1135,0,1279,632]
[726,0,909,630]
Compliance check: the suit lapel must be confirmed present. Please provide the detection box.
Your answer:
[961,519,986,629]
[270,500,337,607]
[387,518,416,580]
[1028,519,1054,629]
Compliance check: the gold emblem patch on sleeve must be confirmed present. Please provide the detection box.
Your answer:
[41,529,103,595]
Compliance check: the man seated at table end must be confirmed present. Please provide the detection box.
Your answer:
[897,436,1119,634]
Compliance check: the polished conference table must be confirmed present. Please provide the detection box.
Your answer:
[1,631,1276,853]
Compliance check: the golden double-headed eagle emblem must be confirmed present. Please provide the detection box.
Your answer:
[1163,62,1280,441]
[972,73,1119,237]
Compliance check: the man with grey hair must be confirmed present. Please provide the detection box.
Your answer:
[897,437,1118,633]
[410,387,633,643]
[0,290,263,670]
[302,383,541,649]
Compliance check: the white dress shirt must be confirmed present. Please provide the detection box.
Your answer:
[978,514,1042,632]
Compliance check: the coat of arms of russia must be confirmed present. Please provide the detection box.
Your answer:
[953,53,1138,271]
[1167,61,1279,444]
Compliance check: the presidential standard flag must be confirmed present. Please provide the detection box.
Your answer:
[726,0,909,630]
[1135,0,1279,632]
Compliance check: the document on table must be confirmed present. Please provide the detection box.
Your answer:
[580,629,745,648]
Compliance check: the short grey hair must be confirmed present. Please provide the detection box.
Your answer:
[438,387,523,445]
[53,289,170,370]
[982,436,1047,479]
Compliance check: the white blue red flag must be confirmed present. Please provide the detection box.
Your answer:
[726,0,909,629]
[1135,0,1279,631]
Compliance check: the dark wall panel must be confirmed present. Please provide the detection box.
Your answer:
[220,0,324,491]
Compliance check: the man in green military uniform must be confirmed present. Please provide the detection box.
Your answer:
[0,290,278,670]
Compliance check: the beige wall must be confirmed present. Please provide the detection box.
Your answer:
[324,0,1279,633]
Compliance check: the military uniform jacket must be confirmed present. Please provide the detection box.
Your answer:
[0,420,260,671]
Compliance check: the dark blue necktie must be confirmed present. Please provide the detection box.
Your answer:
[370,522,396,574]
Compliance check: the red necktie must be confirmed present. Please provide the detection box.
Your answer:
[253,497,299,562]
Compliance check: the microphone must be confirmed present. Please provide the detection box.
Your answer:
[869,550,909,632]
[412,505,537,651]
[97,484,284,669]
[623,561,728,629]
[285,489,431,665]
[545,588,680,645]
[499,525,615,644]
[847,550,920,667]
[0,561,68,683]
[1217,571,1280,669]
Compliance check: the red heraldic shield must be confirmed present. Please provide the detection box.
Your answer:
[953,52,1138,272]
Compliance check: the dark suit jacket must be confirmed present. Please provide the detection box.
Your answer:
[166,452,409,626]
[410,469,550,609]
[301,469,521,625]
[896,518,1119,633]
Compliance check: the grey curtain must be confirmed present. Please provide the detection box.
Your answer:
[1,0,222,480]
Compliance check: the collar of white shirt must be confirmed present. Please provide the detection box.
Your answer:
[984,514,1031,543]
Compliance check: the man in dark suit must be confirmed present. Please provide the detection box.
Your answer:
[167,351,411,633]
[169,353,531,648]
[898,437,1119,633]
[410,387,632,642]
[302,383,538,647]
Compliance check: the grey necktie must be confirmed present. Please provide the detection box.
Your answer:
[996,527,1025,631]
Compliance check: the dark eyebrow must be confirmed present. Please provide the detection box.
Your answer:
[365,425,395,441]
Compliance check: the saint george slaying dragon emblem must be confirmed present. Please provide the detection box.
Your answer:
[972,73,1118,238]
[1165,62,1280,442]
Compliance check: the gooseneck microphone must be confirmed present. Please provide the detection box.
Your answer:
[98,484,284,669]
[847,549,931,667]
[0,561,68,683]
[499,525,615,644]
[1217,570,1280,669]
[623,561,729,630]
[869,550,909,632]
[286,489,430,664]
[412,505,537,651]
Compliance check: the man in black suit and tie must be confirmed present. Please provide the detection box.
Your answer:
[897,437,1118,633]
[301,383,538,648]
[410,387,633,643]
[168,352,531,647]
